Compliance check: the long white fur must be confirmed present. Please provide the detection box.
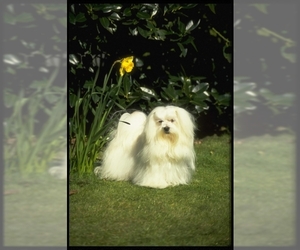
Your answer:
[99,111,147,181]
[97,106,195,189]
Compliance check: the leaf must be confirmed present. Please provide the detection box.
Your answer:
[4,12,34,25]
[91,14,98,20]
[29,80,48,90]
[186,20,194,32]
[44,14,56,20]
[6,67,16,74]
[145,20,155,30]
[223,45,232,63]
[75,13,86,23]
[256,28,270,37]
[234,82,256,93]
[259,89,295,107]
[100,17,110,29]
[209,28,217,37]
[102,4,122,13]
[136,11,150,20]
[92,94,100,103]
[128,27,136,36]
[4,12,16,25]
[4,54,21,65]
[140,87,156,97]
[177,43,187,57]
[258,88,273,98]
[123,7,132,17]
[217,93,231,106]
[281,45,296,63]
[45,93,60,104]
[234,82,259,114]
[83,80,94,89]
[185,19,200,32]
[177,18,185,34]
[122,75,131,97]
[193,82,209,93]
[4,91,17,108]
[183,4,198,9]
[69,12,76,25]
[162,84,178,100]
[250,4,269,14]
[70,4,76,14]
[110,12,121,21]
[58,17,67,27]
[206,4,216,14]
[156,29,167,40]
[169,74,181,81]
[17,12,35,23]
[234,102,256,114]
[138,26,148,38]
[192,92,208,105]
[122,20,135,25]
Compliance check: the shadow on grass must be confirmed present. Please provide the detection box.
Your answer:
[69,134,232,246]
[234,133,296,246]
[4,172,67,246]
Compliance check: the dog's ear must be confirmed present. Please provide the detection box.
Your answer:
[175,107,195,139]
[144,110,153,128]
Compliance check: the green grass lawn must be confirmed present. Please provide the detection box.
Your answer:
[234,133,296,246]
[69,134,232,246]
[4,172,67,246]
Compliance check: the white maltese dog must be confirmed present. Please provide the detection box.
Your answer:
[95,106,195,189]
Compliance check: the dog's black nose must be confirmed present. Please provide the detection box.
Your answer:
[163,126,170,133]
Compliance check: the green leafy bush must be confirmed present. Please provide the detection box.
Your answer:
[69,3,232,120]
[69,57,137,174]
[234,4,296,135]
[3,4,67,175]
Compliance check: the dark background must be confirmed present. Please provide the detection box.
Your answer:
[68,3,233,139]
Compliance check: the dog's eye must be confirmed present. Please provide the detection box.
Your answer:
[170,119,175,123]
[158,120,163,124]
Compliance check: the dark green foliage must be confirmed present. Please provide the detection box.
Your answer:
[69,3,233,136]
[3,4,67,174]
[234,4,296,136]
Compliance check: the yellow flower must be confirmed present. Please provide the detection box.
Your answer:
[119,56,134,76]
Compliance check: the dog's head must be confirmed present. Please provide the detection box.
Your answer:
[145,106,195,145]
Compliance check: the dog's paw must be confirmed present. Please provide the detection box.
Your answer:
[94,166,102,177]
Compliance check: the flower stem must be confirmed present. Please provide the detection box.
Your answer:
[259,27,296,46]
[212,27,231,45]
